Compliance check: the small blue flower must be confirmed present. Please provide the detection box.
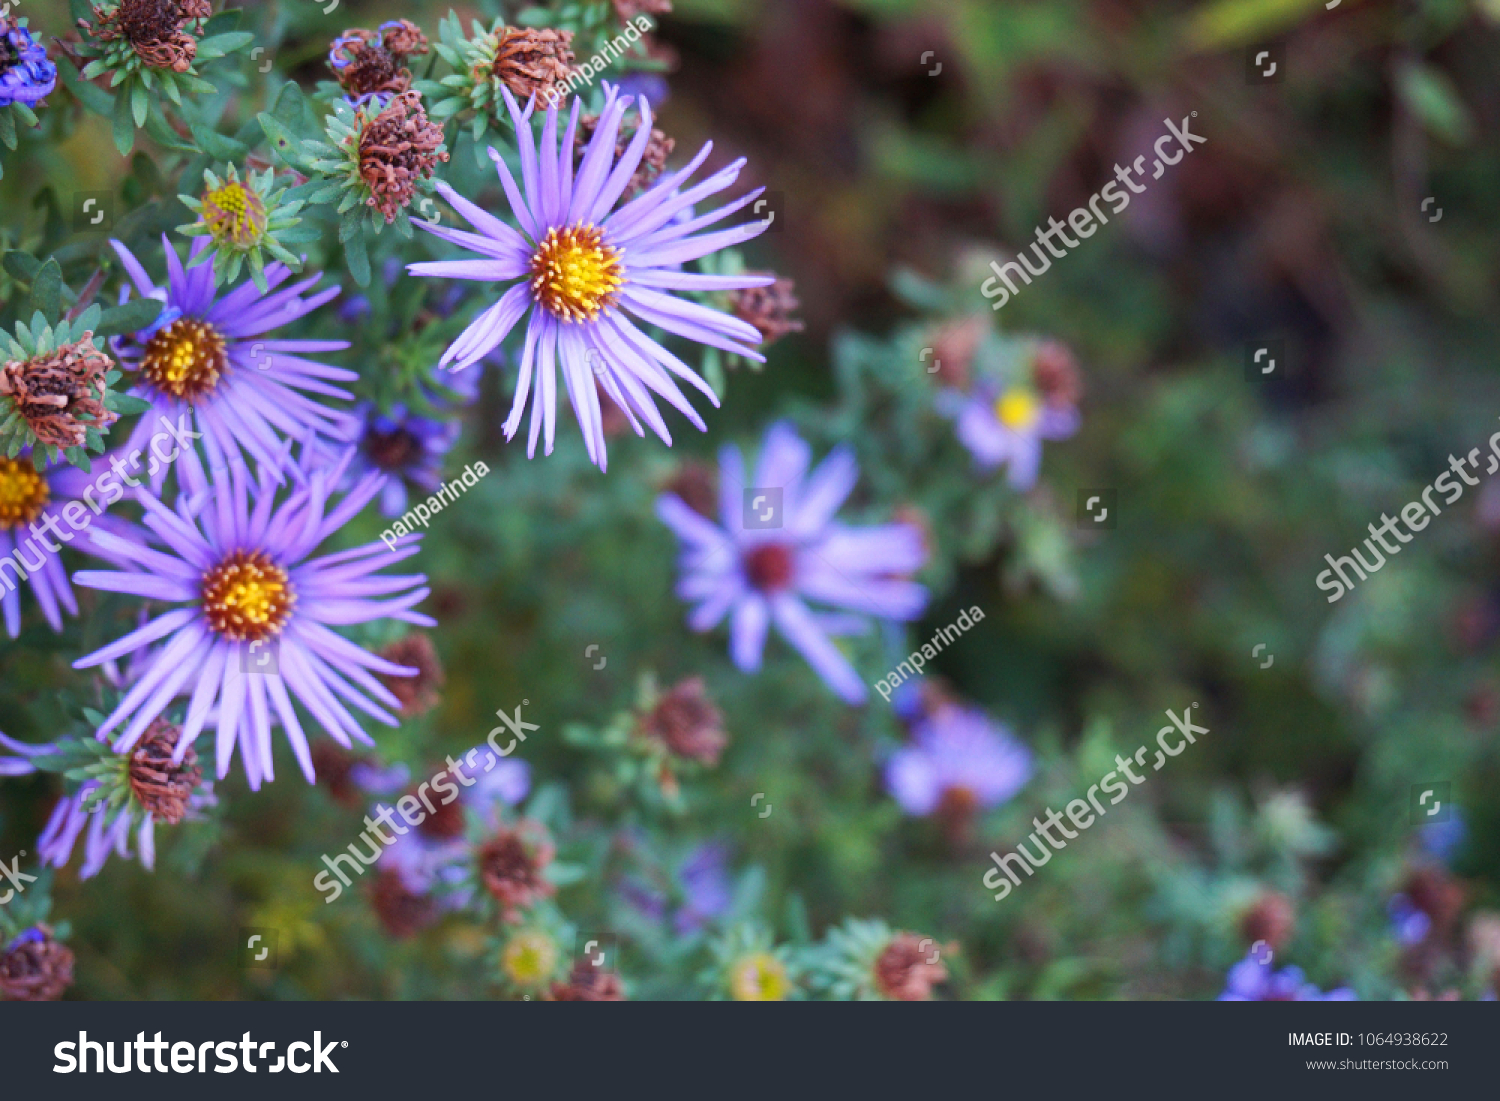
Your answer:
[1218,952,1356,1000]
[0,22,58,110]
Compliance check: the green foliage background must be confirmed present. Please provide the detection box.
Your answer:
[1,0,1497,999]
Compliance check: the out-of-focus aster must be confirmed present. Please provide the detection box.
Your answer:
[69,447,435,789]
[107,235,357,486]
[177,164,311,290]
[345,403,459,518]
[0,18,57,110]
[885,700,1032,823]
[1218,952,1356,1000]
[941,377,1079,489]
[656,421,927,704]
[812,918,949,1001]
[620,840,732,935]
[376,748,531,910]
[408,85,774,471]
[0,926,74,1001]
[702,922,802,1001]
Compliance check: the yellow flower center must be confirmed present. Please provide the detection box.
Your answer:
[0,457,49,530]
[501,930,558,987]
[202,181,268,249]
[141,318,228,403]
[994,388,1040,431]
[730,953,790,1001]
[200,549,295,642]
[529,224,623,323]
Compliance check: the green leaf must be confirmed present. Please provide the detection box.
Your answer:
[130,79,149,129]
[29,260,62,324]
[194,125,250,162]
[1397,62,1474,145]
[112,87,135,157]
[62,65,115,117]
[0,108,16,151]
[196,32,255,61]
[344,226,371,287]
[257,112,312,172]
[106,393,152,416]
[96,298,164,339]
[3,250,40,282]
[1184,0,1324,51]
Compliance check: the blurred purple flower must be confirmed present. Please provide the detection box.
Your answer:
[1388,894,1432,947]
[884,702,1031,816]
[657,421,927,704]
[0,731,45,777]
[107,236,357,488]
[939,381,1078,490]
[69,447,433,790]
[345,403,459,518]
[37,776,214,880]
[1218,952,1356,1001]
[621,840,733,934]
[407,84,772,470]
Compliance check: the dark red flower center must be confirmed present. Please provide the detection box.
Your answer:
[743,543,795,591]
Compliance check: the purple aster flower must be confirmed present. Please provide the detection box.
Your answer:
[1218,952,1356,1001]
[0,21,57,109]
[0,731,46,776]
[939,381,1078,490]
[344,403,459,518]
[620,840,733,934]
[0,451,135,638]
[68,446,434,790]
[407,84,774,471]
[107,236,359,488]
[884,702,1032,817]
[656,421,927,704]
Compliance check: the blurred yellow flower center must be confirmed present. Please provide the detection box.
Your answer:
[502,930,558,987]
[0,457,49,529]
[201,549,295,643]
[142,318,227,403]
[529,224,623,323]
[994,388,1040,431]
[730,953,790,1001]
[203,181,268,249]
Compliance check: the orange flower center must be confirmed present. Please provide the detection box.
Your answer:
[529,224,623,323]
[141,317,228,403]
[200,549,294,642]
[0,457,49,529]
